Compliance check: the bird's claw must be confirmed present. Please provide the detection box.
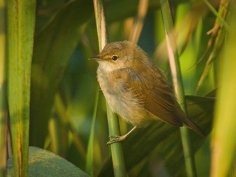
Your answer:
[107,135,124,145]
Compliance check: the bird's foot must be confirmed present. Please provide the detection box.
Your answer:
[107,126,138,145]
[107,135,127,145]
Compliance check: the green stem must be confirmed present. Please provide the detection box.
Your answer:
[106,104,127,177]
[160,0,197,177]
[93,0,127,176]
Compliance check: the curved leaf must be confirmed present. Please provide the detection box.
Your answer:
[7,147,89,177]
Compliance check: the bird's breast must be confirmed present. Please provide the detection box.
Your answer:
[97,67,149,126]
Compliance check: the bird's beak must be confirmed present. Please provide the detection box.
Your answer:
[90,55,102,61]
[90,55,100,60]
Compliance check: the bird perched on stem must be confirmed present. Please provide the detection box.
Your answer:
[94,40,204,145]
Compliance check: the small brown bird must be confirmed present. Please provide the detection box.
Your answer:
[95,41,203,144]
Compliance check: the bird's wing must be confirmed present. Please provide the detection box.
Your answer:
[125,66,184,126]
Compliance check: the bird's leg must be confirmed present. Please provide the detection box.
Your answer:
[107,126,137,145]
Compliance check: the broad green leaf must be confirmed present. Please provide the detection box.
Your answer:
[30,0,92,147]
[7,147,89,177]
[7,0,36,176]
[98,95,214,177]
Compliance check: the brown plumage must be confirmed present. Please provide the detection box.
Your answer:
[95,41,203,144]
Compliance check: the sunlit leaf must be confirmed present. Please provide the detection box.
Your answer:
[211,2,236,176]
[7,0,36,176]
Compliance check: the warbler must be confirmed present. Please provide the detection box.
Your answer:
[95,40,203,144]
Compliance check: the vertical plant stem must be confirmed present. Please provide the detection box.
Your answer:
[0,0,7,176]
[6,0,36,176]
[160,0,197,177]
[93,0,107,50]
[106,104,127,177]
[93,0,127,177]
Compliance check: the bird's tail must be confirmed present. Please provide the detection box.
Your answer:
[183,117,205,137]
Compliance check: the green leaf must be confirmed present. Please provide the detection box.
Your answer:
[0,0,7,176]
[7,147,89,177]
[30,0,92,146]
[211,2,236,176]
[7,0,36,176]
[98,95,214,177]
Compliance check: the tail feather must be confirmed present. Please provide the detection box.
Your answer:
[183,117,205,137]
[175,103,205,136]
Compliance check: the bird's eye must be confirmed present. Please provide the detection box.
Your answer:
[111,55,118,61]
